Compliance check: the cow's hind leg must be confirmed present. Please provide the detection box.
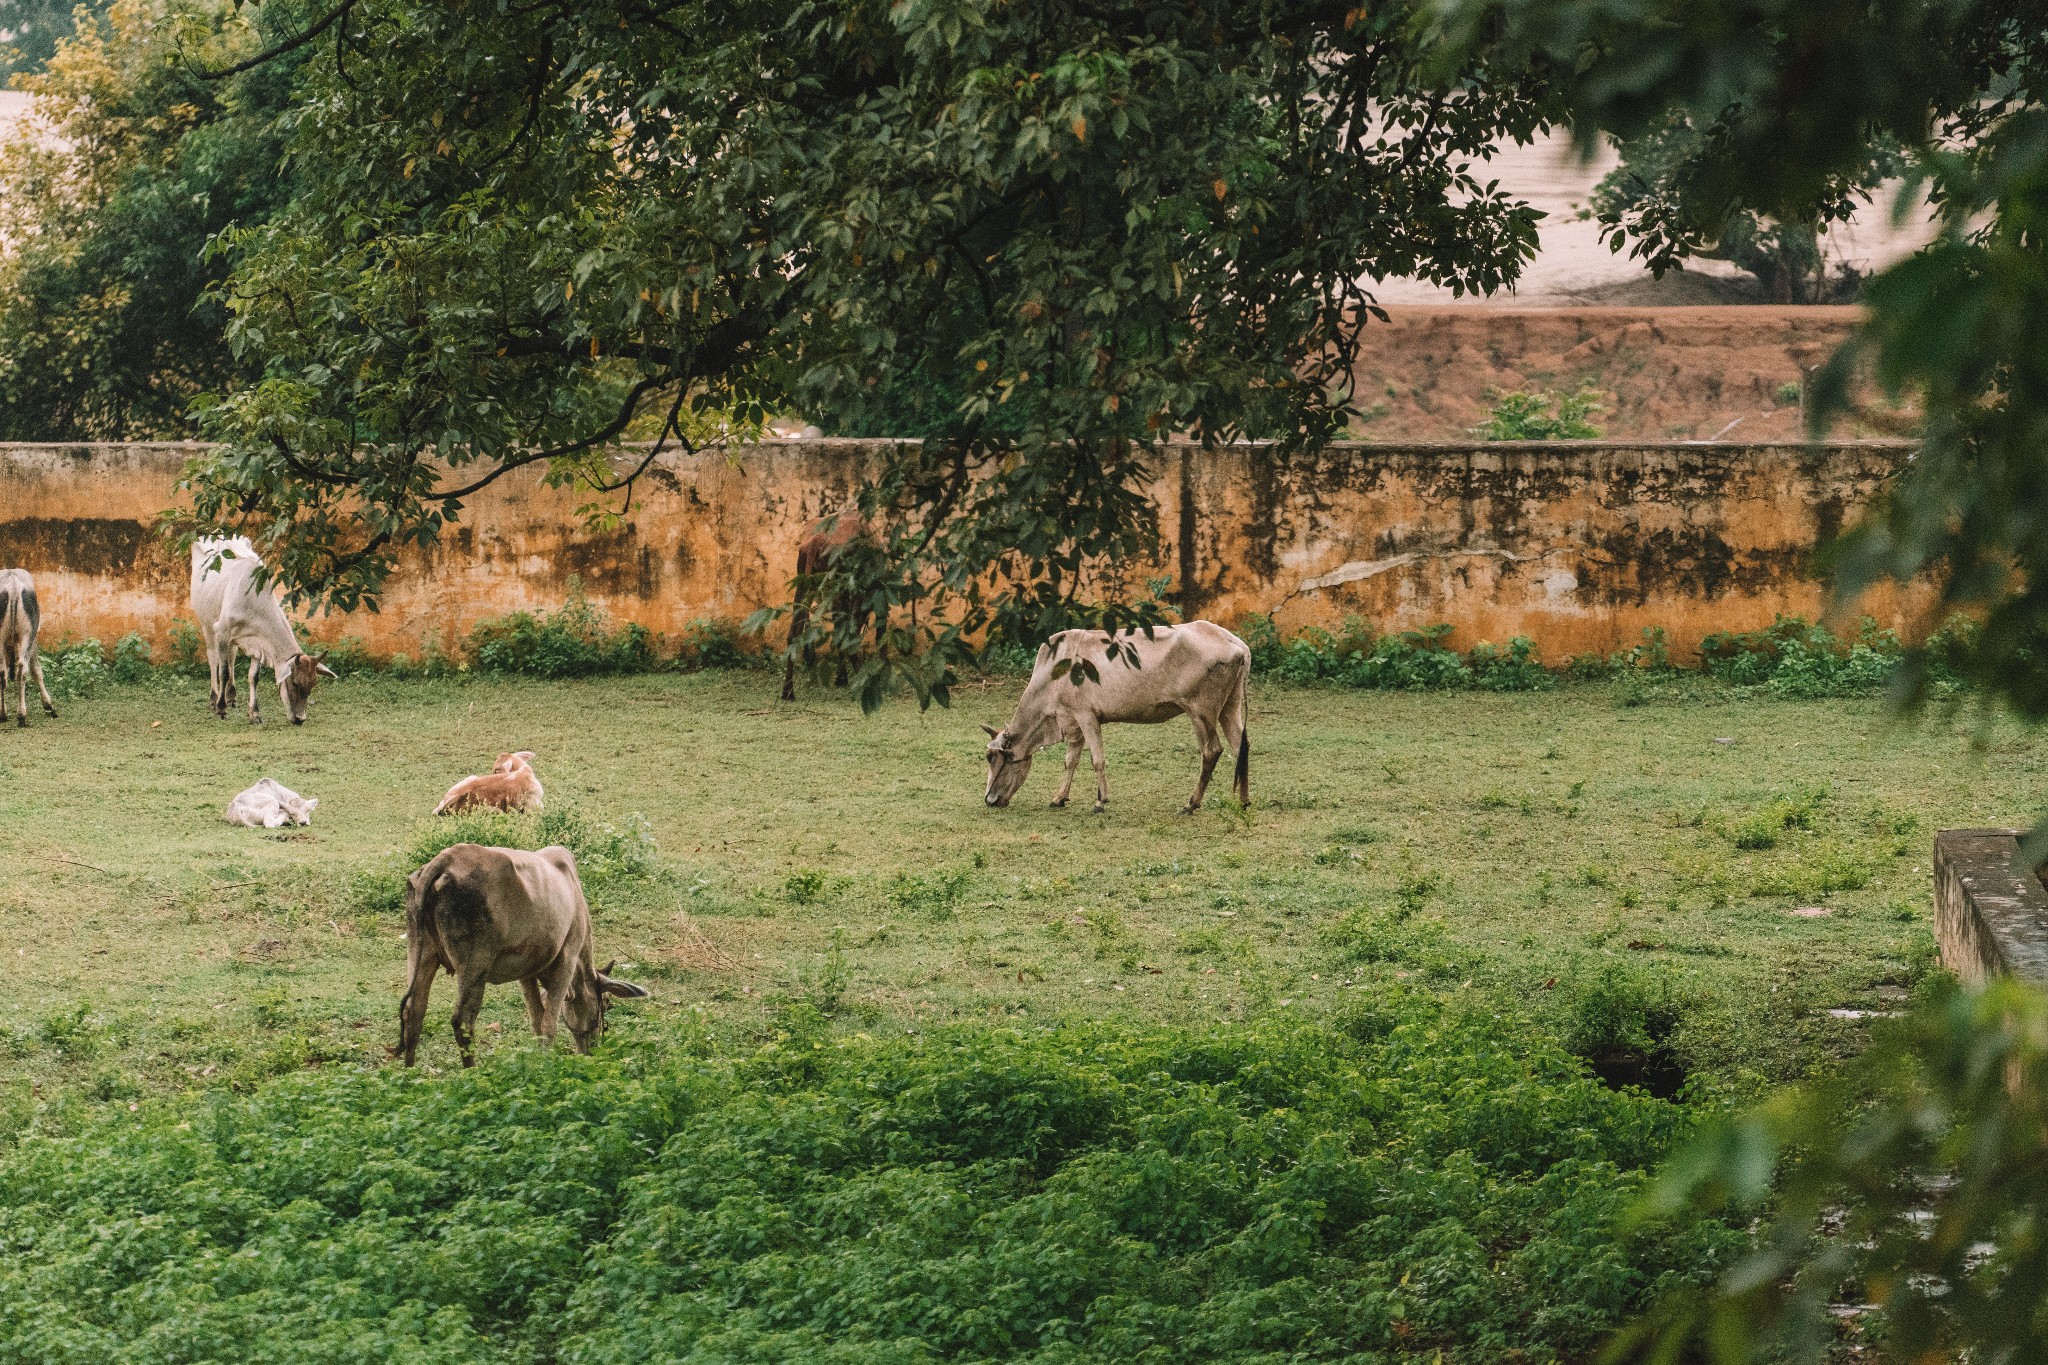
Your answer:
[449,971,490,1067]
[246,655,263,724]
[1184,713,1223,814]
[29,647,54,719]
[7,654,22,728]
[394,949,440,1066]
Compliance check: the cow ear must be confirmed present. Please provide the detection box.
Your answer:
[596,961,650,998]
[315,654,338,679]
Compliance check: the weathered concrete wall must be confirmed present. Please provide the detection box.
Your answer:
[1933,830,2048,987]
[0,438,1924,660]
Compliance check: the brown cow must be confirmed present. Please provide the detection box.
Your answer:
[394,842,648,1066]
[781,512,873,701]
[434,751,542,815]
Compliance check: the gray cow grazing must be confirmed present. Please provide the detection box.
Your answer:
[983,620,1250,814]
[190,537,335,725]
[395,842,649,1067]
[0,569,56,728]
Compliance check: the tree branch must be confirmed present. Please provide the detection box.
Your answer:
[194,0,356,80]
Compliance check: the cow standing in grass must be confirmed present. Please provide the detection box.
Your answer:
[982,621,1251,814]
[190,537,335,725]
[395,842,649,1066]
[0,569,56,728]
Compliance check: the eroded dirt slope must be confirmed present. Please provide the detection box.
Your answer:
[1353,306,1913,442]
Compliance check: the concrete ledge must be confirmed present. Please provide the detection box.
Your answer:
[1934,829,2048,986]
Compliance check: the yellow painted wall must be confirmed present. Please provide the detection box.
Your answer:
[0,437,1925,662]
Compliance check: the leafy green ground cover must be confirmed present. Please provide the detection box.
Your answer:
[0,1014,1739,1363]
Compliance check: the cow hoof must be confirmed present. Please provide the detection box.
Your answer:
[1180,804,1199,816]
[13,716,23,729]
[1092,803,1107,815]
[1049,798,1068,809]
[42,707,56,719]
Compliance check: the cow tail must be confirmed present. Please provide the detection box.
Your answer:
[1233,655,1250,806]
[0,584,18,674]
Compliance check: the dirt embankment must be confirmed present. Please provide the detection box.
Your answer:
[1351,306,1913,443]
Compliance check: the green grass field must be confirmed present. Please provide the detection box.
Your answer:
[0,668,2030,1111]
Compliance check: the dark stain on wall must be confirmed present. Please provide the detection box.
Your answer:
[558,526,662,599]
[0,517,173,582]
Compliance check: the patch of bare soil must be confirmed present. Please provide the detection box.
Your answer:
[1352,305,1918,442]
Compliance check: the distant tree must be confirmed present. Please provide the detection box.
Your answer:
[1591,113,1904,303]
[0,0,300,439]
[0,0,109,78]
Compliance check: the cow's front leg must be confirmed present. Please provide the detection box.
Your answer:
[1080,717,1109,813]
[536,958,577,1048]
[211,643,235,718]
[246,655,263,724]
[449,972,489,1067]
[1051,738,1082,807]
[520,978,550,1039]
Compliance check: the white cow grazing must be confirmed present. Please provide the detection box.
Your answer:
[0,568,57,728]
[224,777,319,828]
[982,620,1251,814]
[190,537,335,725]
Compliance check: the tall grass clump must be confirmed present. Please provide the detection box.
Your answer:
[465,579,657,678]
[349,805,658,914]
[1698,615,1912,698]
[1240,615,1555,691]
[0,1011,1742,1362]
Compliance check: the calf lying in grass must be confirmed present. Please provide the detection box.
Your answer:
[395,840,647,1066]
[224,777,318,828]
[434,751,542,815]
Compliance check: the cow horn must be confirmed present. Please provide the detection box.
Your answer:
[981,724,999,739]
[314,651,338,679]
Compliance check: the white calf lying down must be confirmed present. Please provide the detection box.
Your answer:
[224,777,319,828]
[395,841,648,1066]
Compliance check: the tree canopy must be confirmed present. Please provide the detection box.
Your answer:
[0,0,297,439]
[176,0,1557,701]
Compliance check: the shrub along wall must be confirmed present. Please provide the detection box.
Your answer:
[0,438,1925,662]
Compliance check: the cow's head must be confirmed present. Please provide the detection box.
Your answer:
[494,751,537,774]
[280,652,337,725]
[982,724,1033,808]
[564,959,651,1053]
